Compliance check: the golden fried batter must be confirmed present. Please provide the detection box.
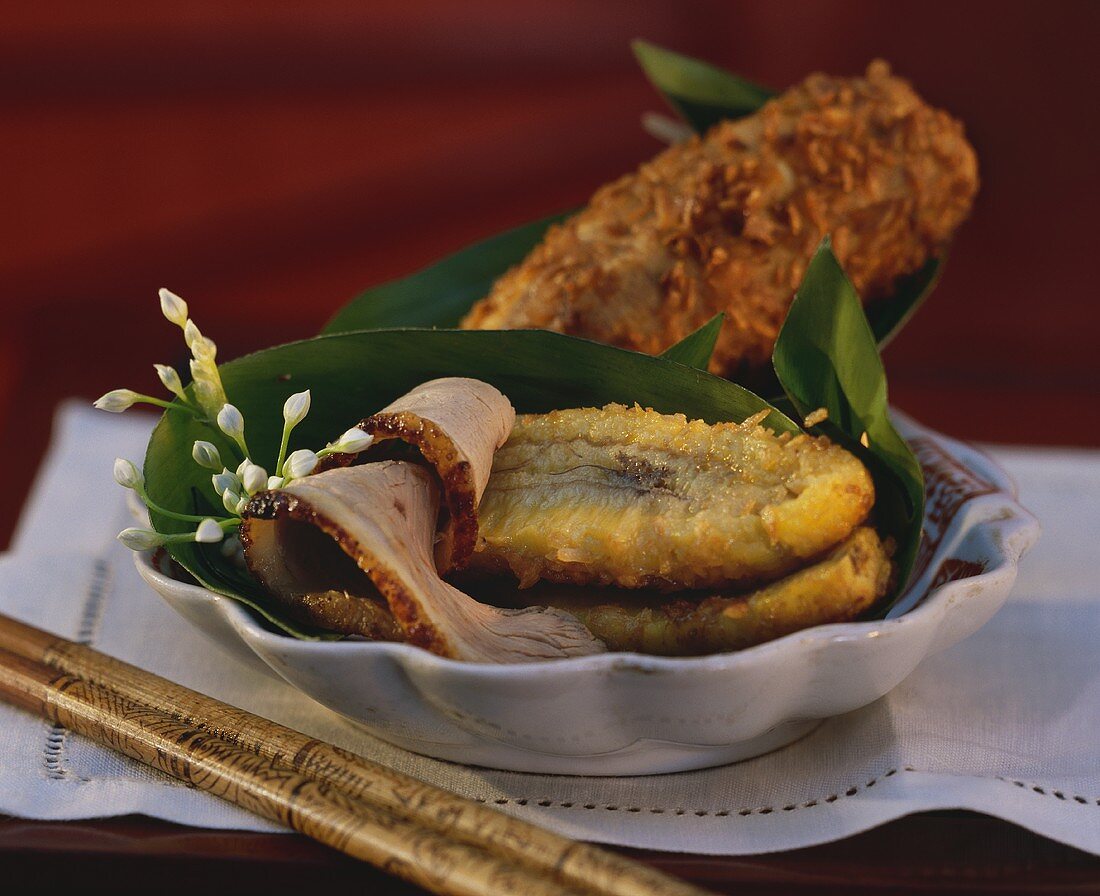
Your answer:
[499,527,892,655]
[462,61,978,377]
[467,404,874,590]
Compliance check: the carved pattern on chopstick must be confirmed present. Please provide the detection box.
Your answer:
[1,613,712,896]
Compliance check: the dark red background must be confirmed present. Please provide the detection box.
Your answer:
[3,3,1098,526]
[1,3,1099,889]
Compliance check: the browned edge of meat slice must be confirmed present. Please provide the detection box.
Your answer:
[238,511,403,640]
[322,378,514,573]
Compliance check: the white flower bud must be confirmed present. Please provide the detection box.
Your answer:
[331,427,374,454]
[220,534,242,558]
[158,288,189,327]
[154,364,185,399]
[283,390,311,427]
[212,468,240,496]
[241,462,268,495]
[191,440,223,470]
[113,458,144,490]
[266,475,285,490]
[194,518,224,544]
[117,527,166,551]
[217,404,246,441]
[94,389,139,413]
[189,357,227,417]
[183,319,203,350]
[222,488,243,516]
[191,334,218,362]
[283,449,319,480]
[235,495,250,515]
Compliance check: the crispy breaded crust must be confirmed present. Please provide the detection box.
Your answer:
[462,61,978,376]
[518,527,893,655]
[467,404,875,590]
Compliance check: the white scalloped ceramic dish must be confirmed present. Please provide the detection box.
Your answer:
[135,415,1039,775]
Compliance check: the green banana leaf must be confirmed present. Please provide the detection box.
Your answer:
[658,314,724,369]
[865,257,943,350]
[323,212,570,334]
[324,214,939,352]
[145,250,923,635]
[142,40,940,635]
[631,39,776,132]
[144,329,796,637]
[773,241,925,605]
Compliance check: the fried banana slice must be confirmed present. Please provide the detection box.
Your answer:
[461,61,978,377]
[467,404,874,590]
[498,527,892,655]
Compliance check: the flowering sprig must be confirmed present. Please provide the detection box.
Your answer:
[98,291,375,554]
[112,456,240,550]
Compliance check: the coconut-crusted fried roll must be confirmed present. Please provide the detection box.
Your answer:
[461,61,978,378]
[467,403,875,590]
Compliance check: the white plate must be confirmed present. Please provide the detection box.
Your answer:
[135,416,1039,775]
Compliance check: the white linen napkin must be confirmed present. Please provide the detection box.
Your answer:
[0,402,1097,855]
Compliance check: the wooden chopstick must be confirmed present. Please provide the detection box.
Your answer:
[0,614,711,896]
[0,646,587,896]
